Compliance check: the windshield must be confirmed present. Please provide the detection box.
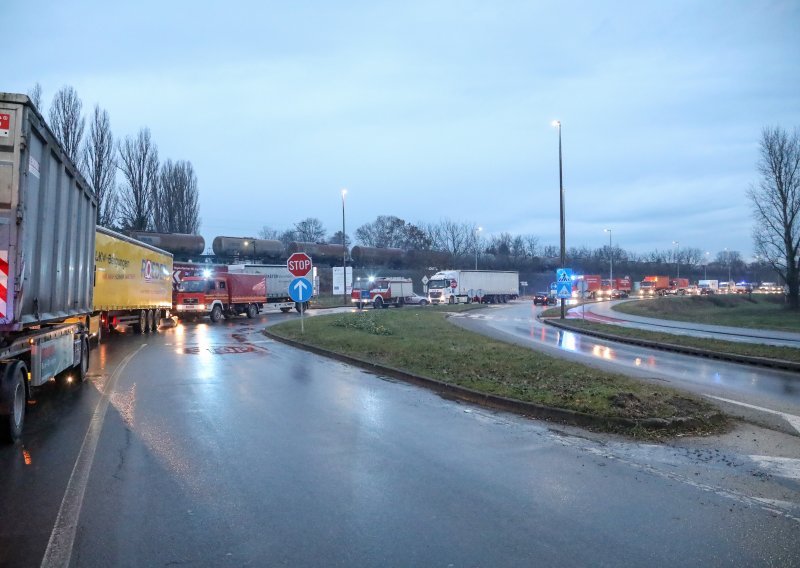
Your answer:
[427,279,448,289]
[178,280,209,292]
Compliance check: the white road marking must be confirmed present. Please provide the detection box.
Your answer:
[706,395,800,434]
[41,345,146,568]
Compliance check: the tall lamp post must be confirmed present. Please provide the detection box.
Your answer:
[672,240,680,279]
[704,251,710,280]
[604,228,613,285]
[553,120,566,319]
[725,247,731,290]
[474,226,483,270]
[341,188,347,306]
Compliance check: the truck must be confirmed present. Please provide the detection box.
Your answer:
[93,227,173,341]
[666,278,689,296]
[352,277,414,308]
[572,274,602,299]
[426,270,519,304]
[174,272,271,322]
[0,93,96,442]
[640,276,670,297]
[598,276,632,299]
[698,279,719,294]
[227,264,305,312]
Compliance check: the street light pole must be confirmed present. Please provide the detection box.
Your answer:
[342,188,347,306]
[672,240,680,279]
[604,228,613,285]
[475,226,482,270]
[553,120,566,319]
[704,251,710,280]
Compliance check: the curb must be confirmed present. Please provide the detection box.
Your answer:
[542,318,800,373]
[262,328,726,434]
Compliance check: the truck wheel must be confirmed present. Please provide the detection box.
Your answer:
[448,296,455,305]
[397,298,404,308]
[246,304,257,319]
[74,335,89,382]
[210,305,223,323]
[133,310,146,334]
[145,310,153,333]
[373,297,383,309]
[1,361,27,444]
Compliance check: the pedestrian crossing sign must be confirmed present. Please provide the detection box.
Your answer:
[556,268,573,299]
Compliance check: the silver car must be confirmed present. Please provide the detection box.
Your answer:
[403,293,429,306]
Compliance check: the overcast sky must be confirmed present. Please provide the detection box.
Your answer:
[8,0,799,259]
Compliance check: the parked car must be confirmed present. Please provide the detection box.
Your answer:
[700,287,715,295]
[610,289,629,299]
[533,292,555,305]
[404,293,429,306]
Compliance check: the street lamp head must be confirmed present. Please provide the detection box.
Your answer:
[604,228,611,234]
[341,188,347,197]
[551,120,561,128]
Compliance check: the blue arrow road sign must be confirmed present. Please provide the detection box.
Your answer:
[289,277,313,303]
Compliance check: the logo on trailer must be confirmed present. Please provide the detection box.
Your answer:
[0,113,9,137]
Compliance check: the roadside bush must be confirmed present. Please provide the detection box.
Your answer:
[331,311,392,336]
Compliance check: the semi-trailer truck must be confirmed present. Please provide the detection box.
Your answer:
[93,227,173,341]
[427,270,519,304]
[227,264,304,312]
[0,93,96,442]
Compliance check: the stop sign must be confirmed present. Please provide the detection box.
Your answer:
[287,252,312,277]
[450,279,457,289]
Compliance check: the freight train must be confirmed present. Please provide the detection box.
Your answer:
[127,232,452,269]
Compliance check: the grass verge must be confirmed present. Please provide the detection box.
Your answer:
[268,307,726,437]
[613,295,800,332]
[549,319,800,365]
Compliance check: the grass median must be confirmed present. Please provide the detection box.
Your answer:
[613,295,800,332]
[548,318,800,364]
[267,307,725,436]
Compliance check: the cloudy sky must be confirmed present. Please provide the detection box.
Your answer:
[8,1,799,259]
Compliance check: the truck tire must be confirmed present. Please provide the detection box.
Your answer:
[210,305,223,323]
[75,335,89,382]
[396,298,404,308]
[1,361,27,444]
[373,297,383,309]
[246,304,257,319]
[133,310,146,334]
[145,310,154,333]
[448,296,455,305]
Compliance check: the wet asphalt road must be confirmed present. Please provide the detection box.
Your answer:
[1,313,798,567]
[449,303,800,437]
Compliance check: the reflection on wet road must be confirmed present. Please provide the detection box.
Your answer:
[1,312,799,566]
[450,303,800,433]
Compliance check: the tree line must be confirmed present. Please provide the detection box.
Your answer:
[27,83,200,234]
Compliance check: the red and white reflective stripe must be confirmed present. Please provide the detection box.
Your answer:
[0,251,7,318]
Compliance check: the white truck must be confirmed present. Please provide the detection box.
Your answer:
[427,270,519,304]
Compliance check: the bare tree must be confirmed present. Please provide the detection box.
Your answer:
[328,230,351,247]
[522,235,540,257]
[293,218,326,242]
[82,105,118,227]
[49,86,85,165]
[27,83,43,110]
[156,160,200,233]
[117,128,159,231]
[435,219,472,258]
[748,126,800,309]
[258,226,281,240]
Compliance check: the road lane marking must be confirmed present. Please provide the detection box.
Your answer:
[41,344,146,568]
[707,395,800,434]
